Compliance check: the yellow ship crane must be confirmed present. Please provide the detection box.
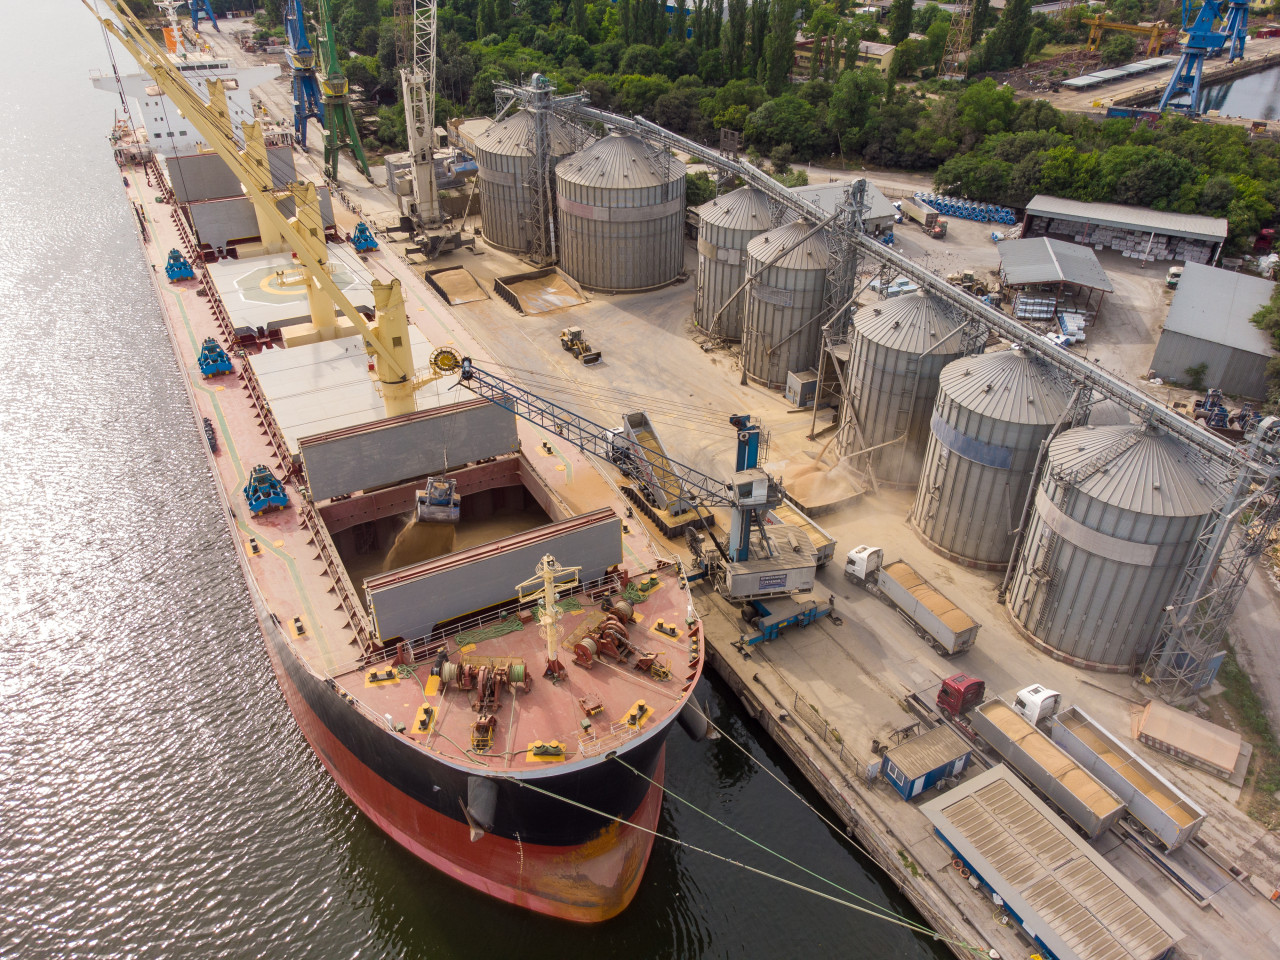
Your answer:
[85,0,455,417]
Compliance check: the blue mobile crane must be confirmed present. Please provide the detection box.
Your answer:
[190,0,219,31]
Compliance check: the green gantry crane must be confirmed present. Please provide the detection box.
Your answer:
[315,0,371,181]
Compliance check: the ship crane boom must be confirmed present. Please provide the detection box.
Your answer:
[86,0,436,417]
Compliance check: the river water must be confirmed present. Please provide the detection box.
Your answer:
[0,5,948,958]
[1197,62,1280,119]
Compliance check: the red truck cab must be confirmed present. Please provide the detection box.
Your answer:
[936,674,985,718]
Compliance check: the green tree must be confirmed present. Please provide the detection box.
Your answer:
[984,0,1033,69]
[672,0,689,42]
[572,0,589,36]
[744,93,826,157]
[686,171,718,206]
[888,0,914,45]
[889,37,921,80]
[827,64,886,150]
[620,43,662,74]
[725,0,749,78]
[1099,34,1137,66]
[749,0,770,76]
[764,0,799,94]
[925,19,950,65]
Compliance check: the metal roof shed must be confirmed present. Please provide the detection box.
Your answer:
[922,766,1183,960]
[1000,237,1112,318]
[881,724,972,800]
[1024,195,1228,245]
[1000,237,1113,291]
[1149,262,1275,399]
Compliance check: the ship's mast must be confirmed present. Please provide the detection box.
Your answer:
[517,555,581,682]
[156,1,189,57]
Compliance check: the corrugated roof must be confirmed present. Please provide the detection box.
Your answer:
[1046,424,1219,516]
[884,724,971,781]
[921,767,1182,960]
[939,347,1075,425]
[747,219,830,271]
[1161,262,1275,357]
[696,186,773,231]
[556,129,685,189]
[1000,237,1113,292]
[851,291,968,352]
[472,109,580,158]
[1026,194,1229,242]
[791,179,898,223]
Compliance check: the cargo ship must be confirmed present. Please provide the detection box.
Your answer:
[90,5,705,923]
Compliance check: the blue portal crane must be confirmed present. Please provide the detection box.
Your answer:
[189,0,219,32]
[1158,0,1249,114]
[284,0,324,148]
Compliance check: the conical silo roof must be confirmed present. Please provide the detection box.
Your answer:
[939,348,1074,426]
[747,219,829,270]
[1047,424,1218,516]
[852,291,966,353]
[1085,392,1133,426]
[556,129,684,188]
[696,186,772,231]
[473,109,579,158]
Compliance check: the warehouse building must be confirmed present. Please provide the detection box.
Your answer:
[792,180,897,237]
[1023,195,1228,266]
[922,766,1183,960]
[999,236,1113,326]
[1149,263,1275,399]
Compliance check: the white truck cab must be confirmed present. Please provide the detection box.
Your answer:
[1011,684,1062,726]
[844,545,884,583]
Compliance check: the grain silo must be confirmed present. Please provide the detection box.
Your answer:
[911,347,1076,569]
[694,187,773,340]
[841,292,970,486]
[1006,423,1219,670]
[555,130,686,293]
[473,109,581,255]
[742,220,828,387]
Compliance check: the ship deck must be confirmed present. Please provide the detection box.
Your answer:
[348,566,696,773]
[122,161,703,779]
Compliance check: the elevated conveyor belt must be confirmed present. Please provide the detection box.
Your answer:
[560,103,1237,463]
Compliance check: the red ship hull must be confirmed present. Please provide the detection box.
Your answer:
[263,623,667,922]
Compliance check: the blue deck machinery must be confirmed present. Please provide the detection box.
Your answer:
[243,465,290,516]
[189,0,219,32]
[165,248,195,281]
[197,337,233,378]
[351,222,379,252]
[284,0,323,149]
[1158,0,1249,114]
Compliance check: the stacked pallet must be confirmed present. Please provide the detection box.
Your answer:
[1039,217,1214,263]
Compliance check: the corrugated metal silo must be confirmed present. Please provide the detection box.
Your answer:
[555,130,686,292]
[742,220,828,387]
[911,347,1076,568]
[842,292,969,486]
[694,187,773,340]
[473,109,581,255]
[1006,423,1219,670]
